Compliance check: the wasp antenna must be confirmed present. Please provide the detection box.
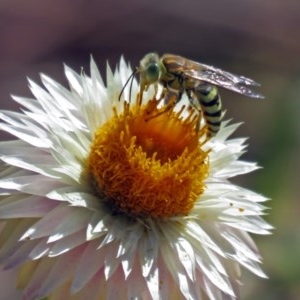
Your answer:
[118,69,137,102]
[128,68,137,103]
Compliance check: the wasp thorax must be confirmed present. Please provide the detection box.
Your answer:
[88,97,209,219]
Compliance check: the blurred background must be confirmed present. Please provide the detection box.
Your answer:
[0,0,299,299]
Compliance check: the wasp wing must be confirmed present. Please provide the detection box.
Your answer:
[163,54,264,99]
[186,67,264,99]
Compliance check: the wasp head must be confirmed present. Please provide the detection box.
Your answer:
[138,52,164,105]
[139,53,161,90]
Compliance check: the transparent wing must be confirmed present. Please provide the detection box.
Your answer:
[164,54,264,99]
[186,66,264,99]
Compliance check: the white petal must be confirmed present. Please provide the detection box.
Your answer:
[37,245,85,298]
[51,131,88,163]
[71,240,106,294]
[105,266,126,300]
[47,187,100,210]
[0,140,52,159]
[2,239,38,270]
[71,269,105,300]
[103,241,121,280]
[0,174,67,196]
[64,64,84,96]
[0,219,35,263]
[11,95,43,114]
[175,237,197,280]
[195,253,234,297]
[144,266,159,300]
[29,237,51,259]
[20,204,73,240]
[40,74,77,110]
[215,122,242,141]
[0,195,57,219]
[159,238,191,299]
[139,230,158,277]
[214,161,260,178]
[90,56,104,86]
[156,255,182,299]
[86,211,109,240]
[0,122,51,148]
[23,257,54,300]
[47,208,91,243]
[185,221,224,257]
[49,230,87,257]
[0,155,59,178]
[126,255,152,299]
[220,215,273,235]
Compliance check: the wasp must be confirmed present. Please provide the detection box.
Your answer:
[120,53,264,137]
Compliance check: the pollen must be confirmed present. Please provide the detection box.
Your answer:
[88,97,209,219]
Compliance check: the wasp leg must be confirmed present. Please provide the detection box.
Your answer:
[163,90,179,105]
[184,89,203,134]
[145,92,178,122]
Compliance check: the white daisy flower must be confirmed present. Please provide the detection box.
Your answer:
[0,57,272,300]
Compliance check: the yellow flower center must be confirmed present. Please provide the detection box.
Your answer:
[88,97,209,219]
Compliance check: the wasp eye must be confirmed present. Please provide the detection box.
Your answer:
[146,63,159,83]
